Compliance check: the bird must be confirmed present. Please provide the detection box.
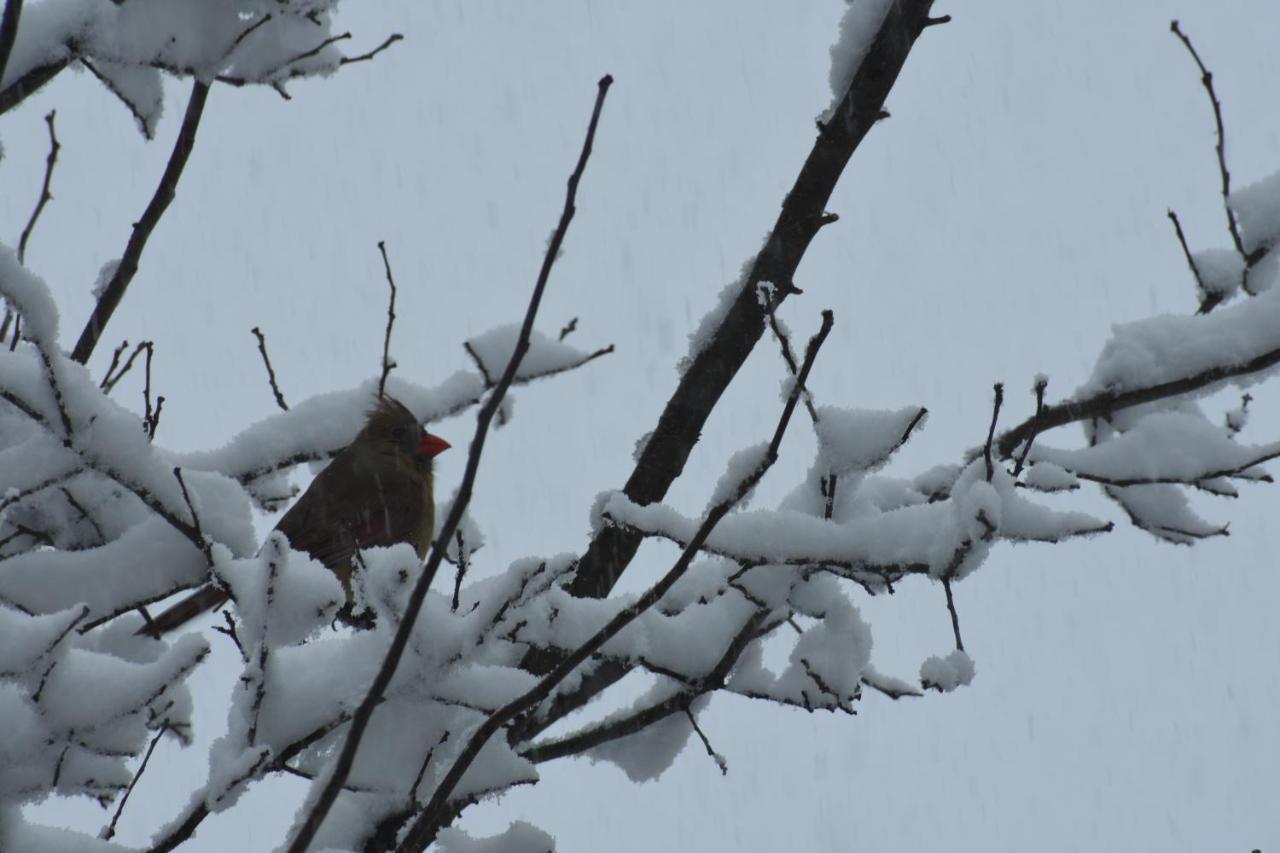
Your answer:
[143,396,450,635]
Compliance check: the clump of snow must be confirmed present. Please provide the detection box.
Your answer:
[1103,482,1225,545]
[678,257,753,375]
[587,683,697,782]
[1030,410,1280,484]
[437,820,555,853]
[0,245,59,346]
[632,428,654,463]
[92,259,121,300]
[814,405,925,476]
[1022,461,1079,493]
[465,325,601,383]
[920,649,975,692]
[824,0,896,120]
[1230,169,1280,255]
[707,441,771,511]
[1082,283,1280,398]
[1191,248,1244,303]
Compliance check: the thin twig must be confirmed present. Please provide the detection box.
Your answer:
[211,609,246,660]
[983,383,1004,482]
[72,81,210,365]
[172,467,209,562]
[1170,20,1259,295]
[376,241,398,399]
[143,342,162,439]
[251,327,289,411]
[101,340,149,394]
[18,109,59,263]
[99,340,129,391]
[339,33,403,66]
[450,529,468,613]
[285,74,615,853]
[1166,209,1217,312]
[685,709,727,775]
[1011,376,1047,478]
[942,578,963,651]
[403,312,832,850]
[101,725,167,840]
[61,486,105,543]
[558,317,577,341]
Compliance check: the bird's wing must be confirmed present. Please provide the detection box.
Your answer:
[273,445,428,570]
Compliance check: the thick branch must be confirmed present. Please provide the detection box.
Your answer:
[0,56,68,115]
[565,0,937,603]
[0,0,22,94]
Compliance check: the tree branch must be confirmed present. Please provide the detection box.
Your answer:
[399,312,833,851]
[18,109,59,265]
[1169,21,1261,291]
[284,74,614,853]
[561,0,937,604]
[71,81,210,365]
[993,345,1280,460]
[376,240,398,399]
[250,327,289,411]
[0,0,22,94]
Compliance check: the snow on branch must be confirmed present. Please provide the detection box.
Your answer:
[0,1,402,123]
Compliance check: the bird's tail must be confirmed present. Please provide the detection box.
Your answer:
[140,585,229,636]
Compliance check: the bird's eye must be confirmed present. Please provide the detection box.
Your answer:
[391,427,408,441]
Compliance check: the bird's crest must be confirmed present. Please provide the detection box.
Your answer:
[359,395,419,442]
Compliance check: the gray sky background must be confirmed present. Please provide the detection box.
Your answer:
[4,1,1278,850]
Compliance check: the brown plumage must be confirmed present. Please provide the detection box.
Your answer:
[145,397,449,636]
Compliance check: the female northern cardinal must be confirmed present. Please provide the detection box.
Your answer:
[145,396,450,635]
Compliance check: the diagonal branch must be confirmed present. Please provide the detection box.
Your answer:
[994,345,1280,460]
[562,0,937,604]
[399,311,834,852]
[1169,21,1261,288]
[18,110,59,263]
[284,74,614,853]
[0,0,21,93]
[71,81,210,365]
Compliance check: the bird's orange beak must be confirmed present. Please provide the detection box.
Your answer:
[417,433,451,459]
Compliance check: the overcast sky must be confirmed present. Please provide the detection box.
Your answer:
[6,1,1279,850]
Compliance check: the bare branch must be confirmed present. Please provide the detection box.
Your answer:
[18,109,60,264]
[100,726,167,841]
[1166,210,1214,312]
[142,342,162,439]
[983,383,1004,482]
[1170,20,1262,292]
[1011,376,1047,478]
[943,578,963,651]
[285,74,615,853]
[250,327,289,411]
[376,241,398,399]
[561,0,939,603]
[72,81,210,365]
[339,33,404,67]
